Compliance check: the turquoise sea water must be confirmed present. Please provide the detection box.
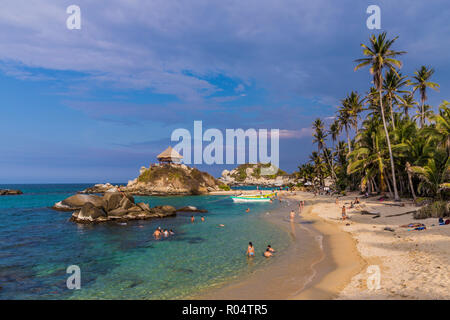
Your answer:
[0,184,290,299]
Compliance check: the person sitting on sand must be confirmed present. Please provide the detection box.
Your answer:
[342,206,348,220]
[191,215,195,223]
[355,197,360,204]
[264,248,273,258]
[246,242,255,257]
[267,245,275,253]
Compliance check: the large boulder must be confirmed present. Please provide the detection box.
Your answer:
[53,194,104,211]
[74,203,107,222]
[103,192,124,211]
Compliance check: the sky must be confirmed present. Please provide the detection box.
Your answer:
[0,0,449,183]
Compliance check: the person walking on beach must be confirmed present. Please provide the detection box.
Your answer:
[246,242,255,257]
[341,206,347,220]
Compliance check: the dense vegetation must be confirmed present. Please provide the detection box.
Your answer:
[231,163,287,181]
[297,32,449,201]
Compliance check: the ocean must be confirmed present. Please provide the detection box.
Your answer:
[0,184,290,299]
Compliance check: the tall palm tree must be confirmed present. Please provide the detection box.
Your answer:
[398,93,417,118]
[354,32,406,201]
[410,66,440,127]
[383,70,409,130]
[312,118,338,184]
[423,101,450,155]
[337,98,354,156]
[347,91,364,135]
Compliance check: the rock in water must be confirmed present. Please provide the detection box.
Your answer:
[0,189,23,196]
[53,194,105,211]
[72,203,107,222]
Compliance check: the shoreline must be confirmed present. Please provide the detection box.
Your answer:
[193,191,450,300]
[192,192,365,300]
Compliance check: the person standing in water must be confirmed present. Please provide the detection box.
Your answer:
[290,210,295,222]
[201,216,205,222]
[191,215,195,223]
[246,242,255,257]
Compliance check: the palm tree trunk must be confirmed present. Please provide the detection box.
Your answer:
[345,125,352,155]
[379,90,400,201]
[420,98,425,128]
[406,162,417,202]
[389,99,396,130]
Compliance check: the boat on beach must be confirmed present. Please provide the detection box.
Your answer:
[230,193,275,202]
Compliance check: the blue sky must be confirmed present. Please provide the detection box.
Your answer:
[0,0,449,183]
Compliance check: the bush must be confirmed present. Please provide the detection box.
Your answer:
[219,184,231,191]
[414,201,450,219]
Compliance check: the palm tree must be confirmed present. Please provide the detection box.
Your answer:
[410,66,440,127]
[409,148,449,199]
[383,70,409,130]
[354,32,406,201]
[312,118,338,184]
[423,101,450,155]
[347,91,364,134]
[398,93,417,118]
[337,98,354,156]
[413,105,434,124]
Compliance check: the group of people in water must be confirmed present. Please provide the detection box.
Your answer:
[246,242,275,258]
[153,227,175,240]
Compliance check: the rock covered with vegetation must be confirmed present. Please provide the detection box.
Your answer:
[125,163,221,195]
[219,163,295,186]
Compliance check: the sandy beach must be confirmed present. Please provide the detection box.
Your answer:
[197,191,450,300]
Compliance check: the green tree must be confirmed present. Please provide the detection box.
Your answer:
[354,32,406,201]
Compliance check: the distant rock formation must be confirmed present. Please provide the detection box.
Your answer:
[80,163,222,196]
[52,192,207,223]
[0,189,23,196]
[219,163,297,186]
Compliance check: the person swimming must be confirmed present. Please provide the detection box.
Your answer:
[169,229,175,235]
[153,228,162,239]
[246,242,255,257]
[246,208,250,213]
[264,248,273,258]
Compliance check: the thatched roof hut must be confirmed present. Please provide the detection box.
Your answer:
[157,146,183,163]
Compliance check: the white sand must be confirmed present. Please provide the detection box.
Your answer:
[294,193,450,299]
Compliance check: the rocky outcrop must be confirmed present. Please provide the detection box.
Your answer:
[219,163,297,187]
[81,163,222,196]
[52,192,206,223]
[0,189,23,196]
